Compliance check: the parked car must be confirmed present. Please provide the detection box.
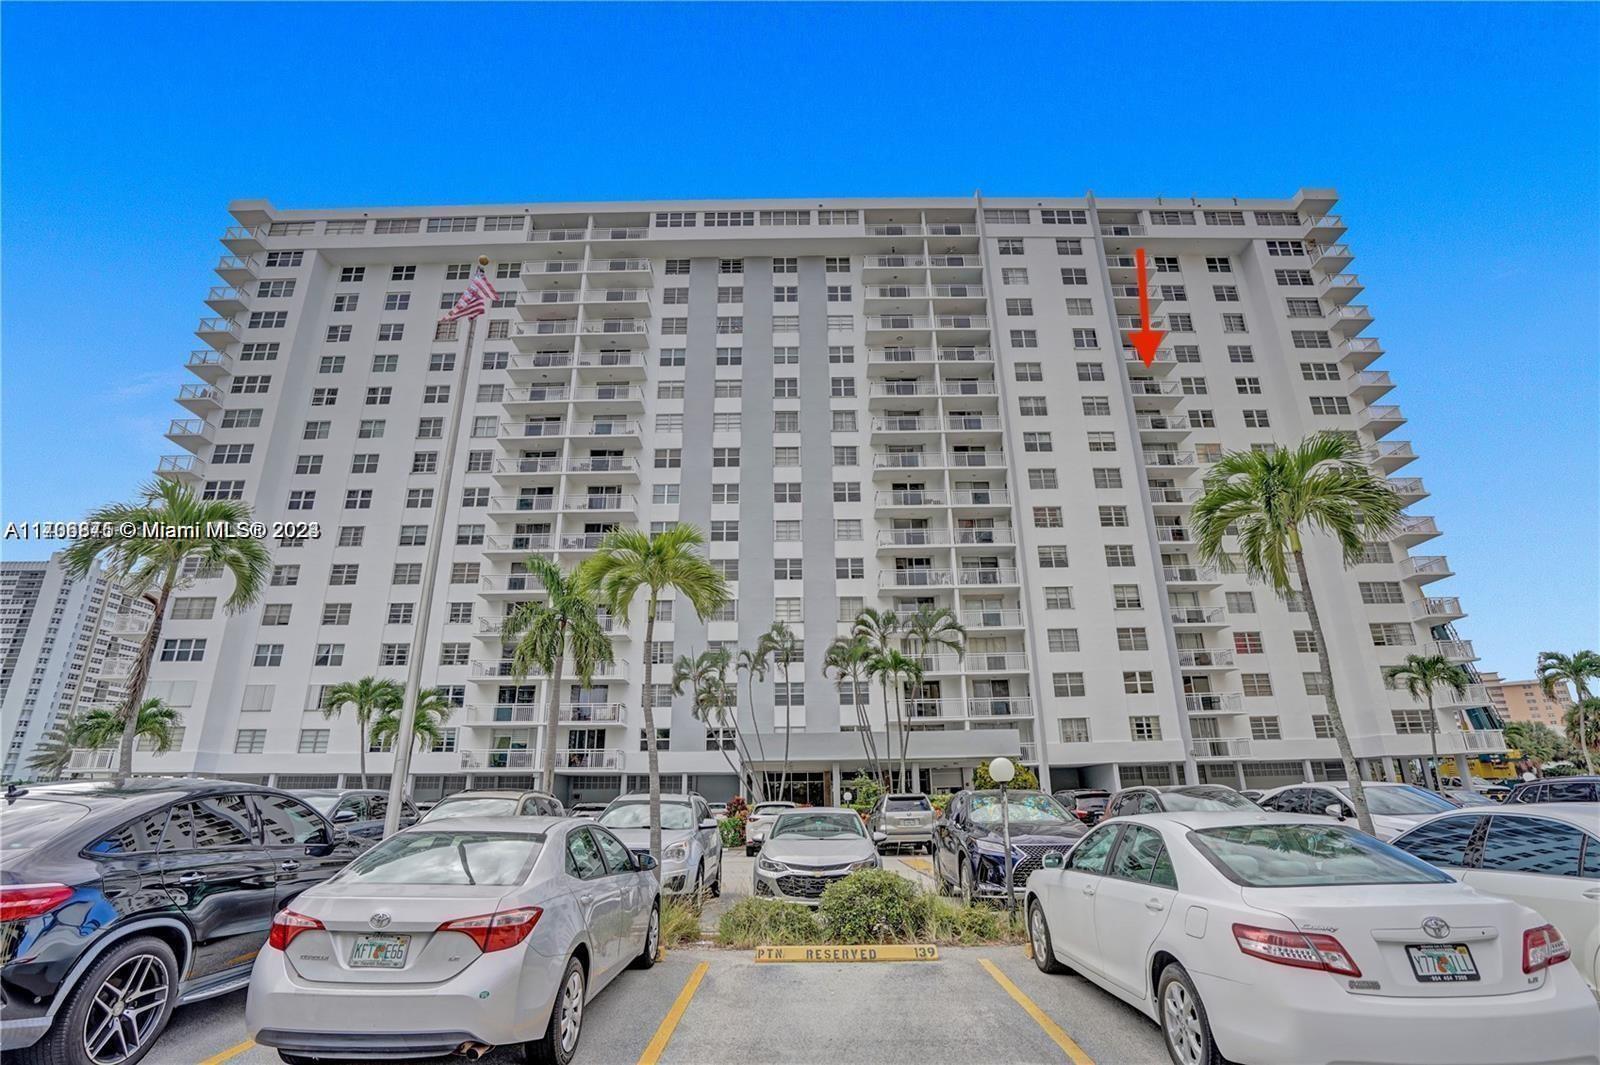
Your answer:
[418,789,564,822]
[246,816,659,1064]
[1023,811,1599,1065]
[866,793,936,851]
[0,778,362,1065]
[1507,777,1600,805]
[1390,803,1600,989]
[596,793,723,897]
[931,790,1086,904]
[568,802,609,820]
[295,788,420,840]
[754,807,884,904]
[1102,784,1260,819]
[1053,788,1112,826]
[743,800,798,856]
[1441,787,1500,807]
[1257,781,1457,840]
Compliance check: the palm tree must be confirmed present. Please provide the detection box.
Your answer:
[25,713,86,780]
[1564,698,1600,771]
[868,649,924,791]
[579,525,728,878]
[63,479,271,777]
[320,677,404,788]
[760,622,802,799]
[853,608,900,785]
[502,557,615,795]
[824,635,880,778]
[75,698,182,758]
[900,606,966,772]
[1193,432,1402,836]
[370,688,456,753]
[735,645,772,803]
[1536,651,1599,774]
[1383,654,1471,790]
[1503,720,1563,772]
[675,649,742,785]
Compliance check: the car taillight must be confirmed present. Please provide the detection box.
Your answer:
[268,909,325,951]
[437,906,543,953]
[0,883,74,922]
[1523,925,1571,973]
[1232,923,1361,977]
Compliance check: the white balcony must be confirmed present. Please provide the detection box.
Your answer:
[868,315,932,331]
[905,698,965,721]
[934,314,989,330]
[565,457,639,477]
[940,380,998,398]
[932,284,986,299]
[951,489,1011,508]
[508,353,575,375]
[572,385,645,406]
[864,254,926,269]
[1191,738,1252,758]
[1309,244,1353,273]
[215,255,259,286]
[220,225,265,254]
[1385,477,1428,503]
[967,697,1033,718]
[1390,515,1441,547]
[880,569,954,588]
[874,451,942,470]
[489,495,557,517]
[873,417,941,434]
[581,319,650,337]
[1410,596,1465,622]
[1328,304,1373,337]
[876,490,948,508]
[528,228,588,243]
[461,748,538,770]
[1359,404,1406,434]
[921,651,1028,673]
[1426,639,1477,662]
[1129,380,1182,406]
[1149,487,1199,507]
[866,223,924,237]
[503,387,570,408]
[953,527,1015,546]
[1320,272,1364,304]
[945,415,1003,433]
[1456,729,1505,753]
[522,259,585,277]
[1364,440,1417,472]
[1185,692,1244,714]
[186,349,233,384]
[176,384,223,414]
[556,749,626,771]
[67,749,118,773]
[483,534,554,556]
[868,347,934,366]
[1136,413,1190,434]
[958,568,1020,587]
[1163,564,1219,585]
[1170,607,1228,627]
[867,284,930,300]
[878,529,951,548]
[166,417,214,450]
[568,420,641,441]
[1398,555,1453,584]
[498,421,567,442]
[961,609,1024,629]
[560,493,637,514]
[1101,223,1145,237]
[576,351,647,375]
[195,317,239,350]
[925,222,977,237]
[584,258,652,278]
[1143,450,1198,470]
[1177,649,1236,670]
[205,286,250,316]
[927,254,983,268]
[1154,526,1195,545]
[559,703,626,724]
[514,319,580,339]
[1338,336,1385,370]
[155,454,204,483]
[938,346,995,364]
[1349,370,1394,401]
[591,226,648,242]
[947,450,1006,469]
[463,704,544,725]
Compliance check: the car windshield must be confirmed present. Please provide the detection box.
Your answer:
[1446,790,1498,807]
[300,795,340,814]
[0,798,89,850]
[969,792,1072,825]
[772,812,866,839]
[421,797,520,821]
[339,831,542,885]
[885,797,931,812]
[1162,788,1259,812]
[599,802,695,831]
[1340,785,1457,816]
[1189,824,1451,887]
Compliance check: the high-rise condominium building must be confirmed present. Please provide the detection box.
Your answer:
[1,553,152,779]
[1480,672,1573,729]
[133,191,1502,804]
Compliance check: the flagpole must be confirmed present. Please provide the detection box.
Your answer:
[382,254,489,837]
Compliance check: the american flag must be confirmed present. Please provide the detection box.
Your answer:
[440,264,499,322]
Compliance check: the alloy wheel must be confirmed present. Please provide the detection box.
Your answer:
[558,967,585,1054]
[1030,906,1048,958]
[82,953,170,1065]
[646,907,660,958]
[1162,978,1204,1065]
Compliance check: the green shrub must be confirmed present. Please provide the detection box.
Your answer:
[718,816,746,848]
[716,898,824,947]
[929,792,952,814]
[971,761,1039,790]
[817,869,923,943]
[659,895,704,947]
[844,773,883,816]
[921,896,1023,945]
[724,795,749,820]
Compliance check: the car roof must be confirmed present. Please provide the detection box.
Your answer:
[401,815,569,835]
[885,793,928,799]
[1116,810,1334,831]
[437,789,553,801]
[1415,801,1600,824]
[613,793,697,803]
[775,805,856,817]
[9,777,278,804]
[295,788,392,798]
[1512,776,1600,786]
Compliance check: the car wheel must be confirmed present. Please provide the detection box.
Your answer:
[691,863,705,908]
[631,902,660,970]
[12,934,179,1065]
[931,849,952,896]
[1157,963,1224,1065]
[745,845,756,857]
[1027,899,1068,975]
[526,954,586,1065]
[958,858,975,907]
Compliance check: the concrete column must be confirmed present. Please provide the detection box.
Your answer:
[1453,755,1471,785]
[1302,759,1315,784]
[830,762,841,804]
[1234,762,1246,789]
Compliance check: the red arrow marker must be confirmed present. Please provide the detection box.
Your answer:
[1128,247,1167,367]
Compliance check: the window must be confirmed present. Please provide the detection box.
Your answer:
[1009,329,1038,348]
[1243,409,1270,428]
[1047,629,1080,653]
[1045,586,1074,610]
[710,520,739,542]
[1081,397,1111,416]
[159,638,206,662]
[1105,544,1136,567]
[1292,329,1333,349]
[1310,396,1352,415]
[1053,672,1086,697]
[1087,432,1117,452]
[1038,545,1070,568]
[835,558,864,580]
[1028,468,1059,490]
[1250,717,1282,741]
[1123,671,1156,694]
[1072,328,1099,349]
[1241,673,1274,697]
[1129,716,1163,741]
[774,483,802,504]
[234,730,267,755]
[1015,362,1043,382]
[1112,585,1142,609]
[1023,432,1052,452]
[1359,581,1405,605]
[253,644,284,667]
[1033,506,1063,528]
[1092,468,1122,489]
[1117,627,1149,651]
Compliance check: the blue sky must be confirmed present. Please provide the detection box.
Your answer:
[2,3,1595,681]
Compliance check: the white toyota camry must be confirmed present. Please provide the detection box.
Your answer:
[1023,811,1599,1065]
[245,816,660,1064]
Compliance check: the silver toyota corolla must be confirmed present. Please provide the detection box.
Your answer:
[753,807,884,905]
[245,816,660,1063]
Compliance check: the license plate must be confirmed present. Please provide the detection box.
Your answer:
[1406,943,1479,982]
[349,934,410,969]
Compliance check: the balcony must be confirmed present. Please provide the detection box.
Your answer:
[1359,404,1406,436]
[957,568,1020,587]
[483,533,554,556]
[864,254,927,270]
[1128,380,1183,407]
[875,489,948,508]
[1434,684,1492,709]
[568,420,641,442]
[951,489,1011,509]
[67,749,118,773]
[176,384,223,414]
[1143,449,1198,471]
[503,386,570,408]
[869,347,934,367]
[1410,596,1465,622]
[106,612,150,638]
[905,698,965,721]
[508,353,575,376]
[1101,223,1145,237]
[560,493,637,514]
[1398,555,1453,584]
[1154,526,1195,545]
[1328,305,1374,339]
[924,651,1028,673]
[961,609,1024,629]
[1305,214,1348,242]
[928,254,983,269]
[195,317,239,350]
[945,415,1003,433]
[1338,336,1385,370]
[522,259,585,277]
[1149,486,1198,508]
[939,380,998,398]
[936,314,991,332]
[874,451,943,471]
[185,349,233,384]
[1185,692,1244,714]
[867,284,930,300]
[870,381,939,401]
[556,749,626,771]
[1191,738,1252,759]
[558,532,610,553]
[938,346,995,364]
[1425,639,1477,662]
[925,222,977,237]
[1309,244,1353,273]
[584,258,653,279]
[867,315,932,332]
[1170,607,1228,627]
[528,228,588,243]
[878,529,951,548]
[931,284,986,299]
[1136,413,1190,435]
[1320,273,1364,305]
[1349,370,1394,401]
[489,494,558,517]
[947,450,1005,469]
[498,421,567,444]
[571,385,645,408]
[220,225,265,255]
[215,255,259,286]
[1385,477,1428,503]
[582,289,651,311]
[953,527,1016,546]
[519,290,580,313]
[166,418,214,451]
[155,454,204,484]
[880,569,954,588]
[1177,649,1236,670]
[565,457,640,478]
[463,703,545,725]
[866,223,924,237]
[1456,730,1505,753]
[1389,515,1441,547]
[576,351,647,377]
[1364,440,1417,472]
[513,319,580,342]
[872,416,941,435]
[461,748,537,770]
[559,703,627,725]
[205,286,250,316]
[967,697,1034,719]
[1163,564,1220,585]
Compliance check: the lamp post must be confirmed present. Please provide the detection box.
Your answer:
[989,756,1016,919]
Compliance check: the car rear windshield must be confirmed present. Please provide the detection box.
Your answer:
[423,797,520,820]
[0,798,89,851]
[340,831,543,885]
[1188,825,1452,887]
[1072,796,1108,809]
[600,802,694,831]
[885,797,931,812]
[753,803,795,816]
[1162,788,1259,812]
[1348,785,1457,817]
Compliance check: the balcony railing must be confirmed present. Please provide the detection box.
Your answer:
[864,255,926,269]
[880,569,954,587]
[581,319,649,335]
[524,259,584,274]
[958,568,1020,586]
[878,530,951,547]
[558,749,625,770]
[961,609,1024,628]
[876,490,947,507]
[1426,639,1476,661]
[1191,738,1252,758]
[953,527,1015,546]
[1398,555,1452,580]
[489,496,556,514]
[866,223,924,237]
[1170,607,1227,625]
[905,698,964,720]
[499,421,566,439]
[1143,450,1197,468]
[1163,565,1218,583]
[869,315,932,330]
[868,347,934,364]
[461,748,537,770]
[1410,596,1464,620]
[938,347,994,363]
[967,697,1034,718]
[1149,487,1198,505]
[1185,693,1243,713]
[951,489,1010,507]
[934,315,989,329]
[1177,649,1235,669]
[559,703,626,724]
[874,417,941,433]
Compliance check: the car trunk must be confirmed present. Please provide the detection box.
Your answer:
[1244,884,1544,999]
[286,883,514,985]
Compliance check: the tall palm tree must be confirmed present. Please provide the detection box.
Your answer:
[1383,654,1471,790]
[502,557,615,796]
[25,713,86,780]
[900,606,966,771]
[63,479,271,777]
[760,622,802,799]
[370,688,456,753]
[735,645,772,803]
[1564,698,1600,771]
[853,608,900,784]
[75,698,182,757]
[1503,721,1563,772]
[868,649,924,791]
[579,525,728,878]
[1536,651,1599,774]
[824,635,880,778]
[320,677,404,788]
[675,649,742,785]
[1193,432,1402,837]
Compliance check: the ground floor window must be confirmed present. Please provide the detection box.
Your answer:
[761,771,828,805]
[1118,763,1177,788]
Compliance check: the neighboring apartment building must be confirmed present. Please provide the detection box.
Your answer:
[129,192,1499,804]
[1481,671,1573,728]
[0,553,151,779]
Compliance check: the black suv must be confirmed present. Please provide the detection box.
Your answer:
[292,788,420,841]
[0,778,364,1065]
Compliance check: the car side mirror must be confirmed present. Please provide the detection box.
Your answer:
[1042,852,1065,870]
[871,830,887,844]
[1323,803,1346,821]
[637,853,659,871]
[700,818,718,830]
[333,808,357,823]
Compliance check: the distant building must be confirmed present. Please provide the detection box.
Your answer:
[1483,672,1573,729]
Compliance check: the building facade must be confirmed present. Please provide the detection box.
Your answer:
[127,192,1501,804]
[1,553,151,780]
[1481,671,1573,729]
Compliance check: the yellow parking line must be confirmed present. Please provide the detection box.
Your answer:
[636,960,709,1065]
[196,1038,255,1065]
[900,856,934,874]
[979,958,1095,1065]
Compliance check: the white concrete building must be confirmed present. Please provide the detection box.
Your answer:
[1,553,151,780]
[127,192,1501,804]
